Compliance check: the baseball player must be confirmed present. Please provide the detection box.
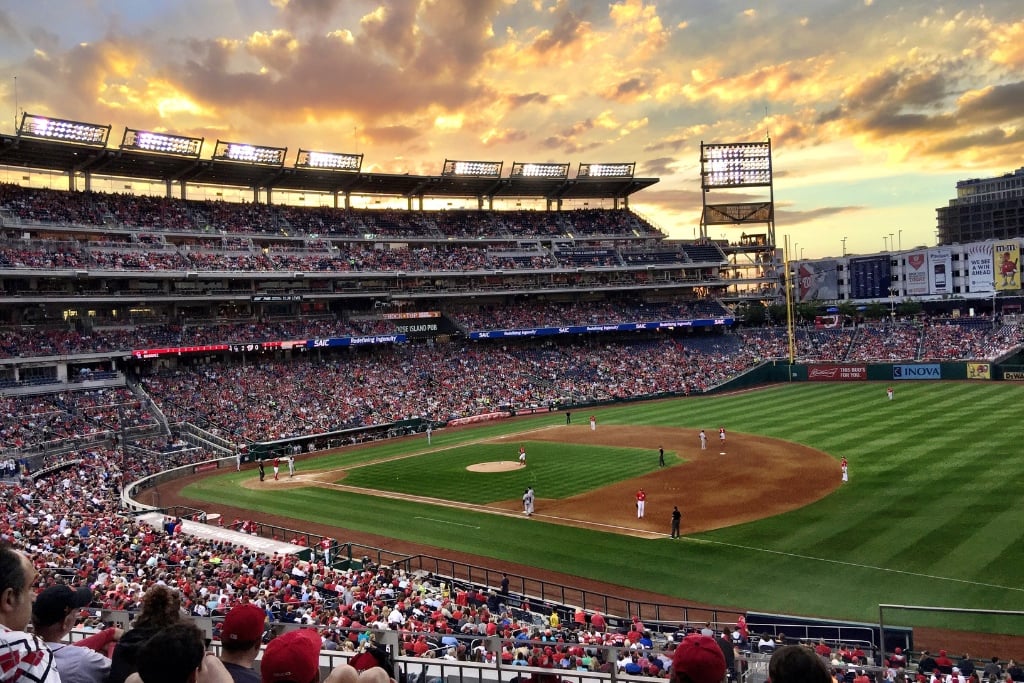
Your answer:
[699,430,707,449]
[636,488,646,518]
[719,427,726,444]
[518,445,527,466]
[273,457,280,480]
[589,415,597,431]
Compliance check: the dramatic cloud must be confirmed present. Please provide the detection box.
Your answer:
[0,0,1022,257]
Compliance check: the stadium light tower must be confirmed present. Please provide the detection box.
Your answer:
[295,149,362,172]
[19,113,110,146]
[577,162,634,178]
[699,139,776,308]
[121,127,203,157]
[213,140,287,166]
[441,159,502,177]
[510,162,569,179]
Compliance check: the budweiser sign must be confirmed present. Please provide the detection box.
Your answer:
[807,365,867,381]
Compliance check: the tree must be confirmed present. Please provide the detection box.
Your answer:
[737,302,767,326]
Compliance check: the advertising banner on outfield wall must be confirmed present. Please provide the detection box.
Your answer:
[893,364,941,380]
[905,250,929,296]
[966,243,994,293]
[967,363,991,380]
[797,260,838,302]
[807,365,867,381]
[927,248,953,296]
[994,240,1020,291]
[1004,371,1024,381]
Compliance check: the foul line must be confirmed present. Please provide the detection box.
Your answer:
[683,537,1024,592]
[414,517,479,529]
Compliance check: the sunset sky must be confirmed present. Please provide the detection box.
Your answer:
[1,0,1022,259]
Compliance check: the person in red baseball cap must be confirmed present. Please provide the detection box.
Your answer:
[671,634,727,683]
[219,604,267,683]
[260,630,322,683]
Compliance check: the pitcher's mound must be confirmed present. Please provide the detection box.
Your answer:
[467,461,522,472]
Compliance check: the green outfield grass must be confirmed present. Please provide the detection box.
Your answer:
[339,442,668,502]
[183,382,1024,630]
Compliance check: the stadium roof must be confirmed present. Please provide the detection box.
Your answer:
[0,132,657,202]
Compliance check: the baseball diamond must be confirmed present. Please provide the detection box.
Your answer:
[155,383,1024,654]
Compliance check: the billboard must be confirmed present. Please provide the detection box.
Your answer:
[967,363,991,380]
[905,250,929,296]
[893,364,941,380]
[796,260,838,302]
[994,240,1020,291]
[927,248,953,295]
[848,256,892,299]
[965,242,994,293]
[807,365,867,381]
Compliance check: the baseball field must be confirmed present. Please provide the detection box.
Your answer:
[176,381,1024,636]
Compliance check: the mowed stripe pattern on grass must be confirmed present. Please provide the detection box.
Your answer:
[184,382,1024,626]
[338,442,661,503]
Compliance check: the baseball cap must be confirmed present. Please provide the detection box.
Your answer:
[261,629,322,683]
[671,634,727,683]
[32,585,93,627]
[222,604,266,643]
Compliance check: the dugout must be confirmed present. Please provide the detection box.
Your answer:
[745,611,913,661]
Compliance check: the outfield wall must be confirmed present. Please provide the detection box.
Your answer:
[713,360,1010,392]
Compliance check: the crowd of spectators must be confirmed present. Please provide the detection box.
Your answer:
[735,321,1023,364]
[0,388,154,451]
[134,336,762,442]
[0,184,661,240]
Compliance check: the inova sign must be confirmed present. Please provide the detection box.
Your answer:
[893,364,941,379]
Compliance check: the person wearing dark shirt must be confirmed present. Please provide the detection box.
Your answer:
[918,652,938,675]
[982,658,1002,682]
[716,627,737,680]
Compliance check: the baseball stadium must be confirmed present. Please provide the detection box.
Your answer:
[1,112,1023,683]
